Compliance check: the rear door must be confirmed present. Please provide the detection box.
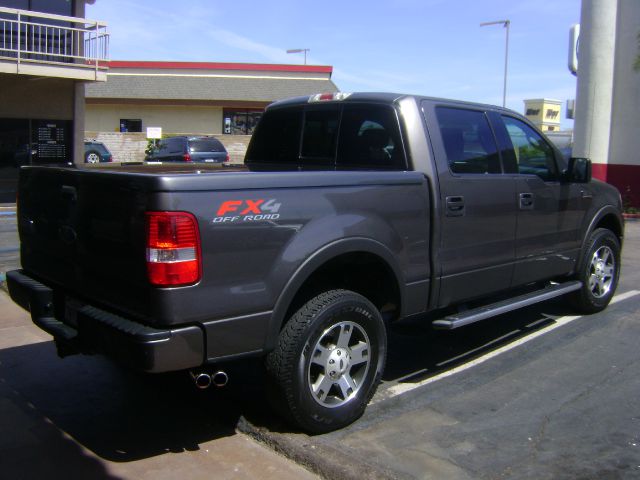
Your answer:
[423,103,517,307]
[166,138,185,162]
[493,114,587,285]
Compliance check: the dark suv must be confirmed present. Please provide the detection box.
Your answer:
[146,136,229,163]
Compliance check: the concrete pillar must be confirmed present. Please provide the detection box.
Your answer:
[73,81,85,165]
[72,0,87,165]
[572,0,617,164]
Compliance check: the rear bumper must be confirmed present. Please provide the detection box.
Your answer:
[6,269,205,373]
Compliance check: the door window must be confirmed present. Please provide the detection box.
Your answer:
[502,116,558,181]
[435,107,500,174]
[167,138,183,154]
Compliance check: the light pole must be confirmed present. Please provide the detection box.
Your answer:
[286,48,310,65]
[480,20,510,108]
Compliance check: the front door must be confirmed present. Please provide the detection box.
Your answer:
[495,115,587,286]
[424,103,517,307]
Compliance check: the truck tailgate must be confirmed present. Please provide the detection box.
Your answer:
[17,166,150,321]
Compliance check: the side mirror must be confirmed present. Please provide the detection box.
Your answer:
[564,157,591,183]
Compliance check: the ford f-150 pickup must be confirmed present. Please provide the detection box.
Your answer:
[7,92,624,433]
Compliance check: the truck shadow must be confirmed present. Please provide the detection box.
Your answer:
[0,297,582,459]
[0,341,268,463]
[382,297,577,385]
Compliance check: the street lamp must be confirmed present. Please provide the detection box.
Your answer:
[286,48,310,65]
[480,20,510,108]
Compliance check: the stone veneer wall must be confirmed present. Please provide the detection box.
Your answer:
[84,132,251,164]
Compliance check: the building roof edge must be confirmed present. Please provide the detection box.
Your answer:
[108,60,333,75]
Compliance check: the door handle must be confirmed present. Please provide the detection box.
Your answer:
[445,196,465,217]
[519,192,534,210]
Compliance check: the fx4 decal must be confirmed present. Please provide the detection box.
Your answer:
[213,199,282,223]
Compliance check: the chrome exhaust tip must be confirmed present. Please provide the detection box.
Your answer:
[211,371,229,388]
[190,371,212,390]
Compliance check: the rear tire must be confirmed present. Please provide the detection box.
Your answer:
[569,228,620,313]
[85,150,102,163]
[266,289,386,434]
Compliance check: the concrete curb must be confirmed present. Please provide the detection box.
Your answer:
[237,417,399,480]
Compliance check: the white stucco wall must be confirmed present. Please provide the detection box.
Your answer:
[85,104,224,135]
[0,76,74,120]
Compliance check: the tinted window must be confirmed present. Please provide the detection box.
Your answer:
[301,109,339,162]
[245,108,302,163]
[188,138,225,153]
[337,105,405,168]
[436,107,500,174]
[245,103,405,169]
[502,116,557,180]
[167,138,184,154]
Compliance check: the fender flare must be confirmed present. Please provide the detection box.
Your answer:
[263,237,404,351]
[576,205,624,270]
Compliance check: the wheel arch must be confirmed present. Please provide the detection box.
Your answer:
[577,205,624,270]
[264,238,404,352]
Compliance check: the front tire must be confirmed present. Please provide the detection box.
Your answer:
[569,228,621,313]
[266,290,386,434]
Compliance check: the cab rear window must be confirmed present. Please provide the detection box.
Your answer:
[246,104,406,169]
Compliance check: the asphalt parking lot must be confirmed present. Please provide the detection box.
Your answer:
[1,209,639,479]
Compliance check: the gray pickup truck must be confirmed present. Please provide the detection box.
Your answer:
[7,92,624,433]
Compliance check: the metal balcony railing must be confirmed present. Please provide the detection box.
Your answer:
[0,6,109,75]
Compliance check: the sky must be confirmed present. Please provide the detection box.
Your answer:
[86,0,581,128]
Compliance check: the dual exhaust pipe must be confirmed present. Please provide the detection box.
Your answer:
[190,370,229,389]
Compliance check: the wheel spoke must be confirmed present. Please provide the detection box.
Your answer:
[311,345,331,367]
[350,341,369,366]
[595,278,604,296]
[312,374,334,402]
[337,374,357,400]
[588,274,597,292]
[603,265,615,277]
[336,323,353,349]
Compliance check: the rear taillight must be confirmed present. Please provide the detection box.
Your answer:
[224,153,230,163]
[183,153,192,162]
[145,211,201,287]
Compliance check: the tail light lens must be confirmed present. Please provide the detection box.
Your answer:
[145,212,201,287]
[183,153,192,162]
[224,153,230,163]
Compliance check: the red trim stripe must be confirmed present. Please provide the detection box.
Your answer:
[108,60,332,74]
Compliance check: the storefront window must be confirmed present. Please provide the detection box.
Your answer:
[223,109,263,135]
[120,119,142,133]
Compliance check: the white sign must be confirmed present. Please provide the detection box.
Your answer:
[146,127,162,139]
